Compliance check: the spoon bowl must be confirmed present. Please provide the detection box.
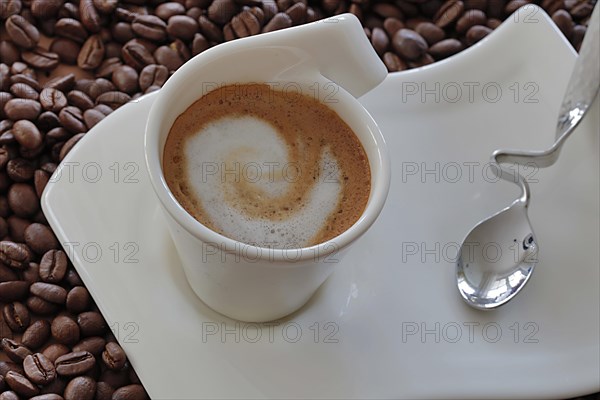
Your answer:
[457,200,537,309]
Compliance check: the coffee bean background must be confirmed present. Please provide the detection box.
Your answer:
[0,0,597,396]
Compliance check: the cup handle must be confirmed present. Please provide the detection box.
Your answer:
[260,13,388,98]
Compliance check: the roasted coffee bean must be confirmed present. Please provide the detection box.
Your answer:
[33,169,49,198]
[55,18,88,44]
[42,343,70,363]
[428,38,465,59]
[36,110,60,132]
[73,336,105,356]
[262,12,292,32]
[38,249,68,283]
[67,90,95,110]
[4,98,42,120]
[8,183,39,216]
[552,9,574,39]
[156,2,185,20]
[192,33,210,55]
[49,38,81,65]
[95,381,114,400]
[31,282,68,304]
[504,0,530,14]
[40,88,68,113]
[208,0,238,24]
[6,15,40,49]
[31,0,61,17]
[383,51,407,72]
[466,24,492,44]
[78,35,105,70]
[370,27,389,55]
[52,315,80,344]
[55,351,96,376]
[80,0,101,32]
[31,395,65,400]
[1,338,32,362]
[392,29,428,60]
[22,319,51,349]
[167,15,200,40]
[434,0,464,28]
[112,384,148,400]
[132,15,168,41]
[0,41,21,66]
[139,64,169,92]
[10,73,40,91]
[154,44,186,71]
[112,65,139,94]
[198,15,224,42]
[59,106,86,133]
[23,353,56,385]
[0,392,19,400]
[112,22,135,44]
[26,295,59,314]
[3,301,30,332]
[7,158,36,182]
[5,371,39,397]
[0,93,13,118]
[93,0,118,14]
[95,91,131,109]
[10,62,35,77]
[0,0,22,18]
[63,376,96,400]
[12,120,42,149]
[46,127,70,144]
[569,0,594,18]
[122,41,156,70]
[66,286,92,314]
[24,223,59,255]
[10,83,38,100]
[59,132,85,160]
[415,21,445,45]
[44,74,75,93]
[0,132,13,147]
[231,9,261,38]
[77,311,107,336]
[572,24,586,50]
[102,342,127,370]
[455,9,487,33]
[286,2,307,25]
[0,281,30,303]
[1,241,32,268]
[80,78,116,100]
[82,108,105,129]
[21,48,60,70]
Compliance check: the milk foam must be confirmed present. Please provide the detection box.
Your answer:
[185,115,342,248]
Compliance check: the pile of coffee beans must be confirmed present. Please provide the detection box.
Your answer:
[0,0,597,397]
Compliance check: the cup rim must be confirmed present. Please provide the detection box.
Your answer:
[144,57,390,264]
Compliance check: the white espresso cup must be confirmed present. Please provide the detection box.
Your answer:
[145,14,391,322]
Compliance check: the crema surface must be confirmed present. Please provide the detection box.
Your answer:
[163,83,370,248]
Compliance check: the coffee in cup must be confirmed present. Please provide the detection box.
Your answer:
[163,83,371,249]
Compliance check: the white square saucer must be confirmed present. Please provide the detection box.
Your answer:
[42,6,599,399]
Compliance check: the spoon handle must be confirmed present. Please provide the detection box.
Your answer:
[492,4,599,171]
[556,4,600,142]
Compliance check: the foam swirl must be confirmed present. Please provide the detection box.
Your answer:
[163,84,370,248]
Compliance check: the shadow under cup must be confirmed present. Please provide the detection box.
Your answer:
[145,52,390,322]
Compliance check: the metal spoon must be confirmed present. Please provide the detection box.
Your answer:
[456,5,600,310]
